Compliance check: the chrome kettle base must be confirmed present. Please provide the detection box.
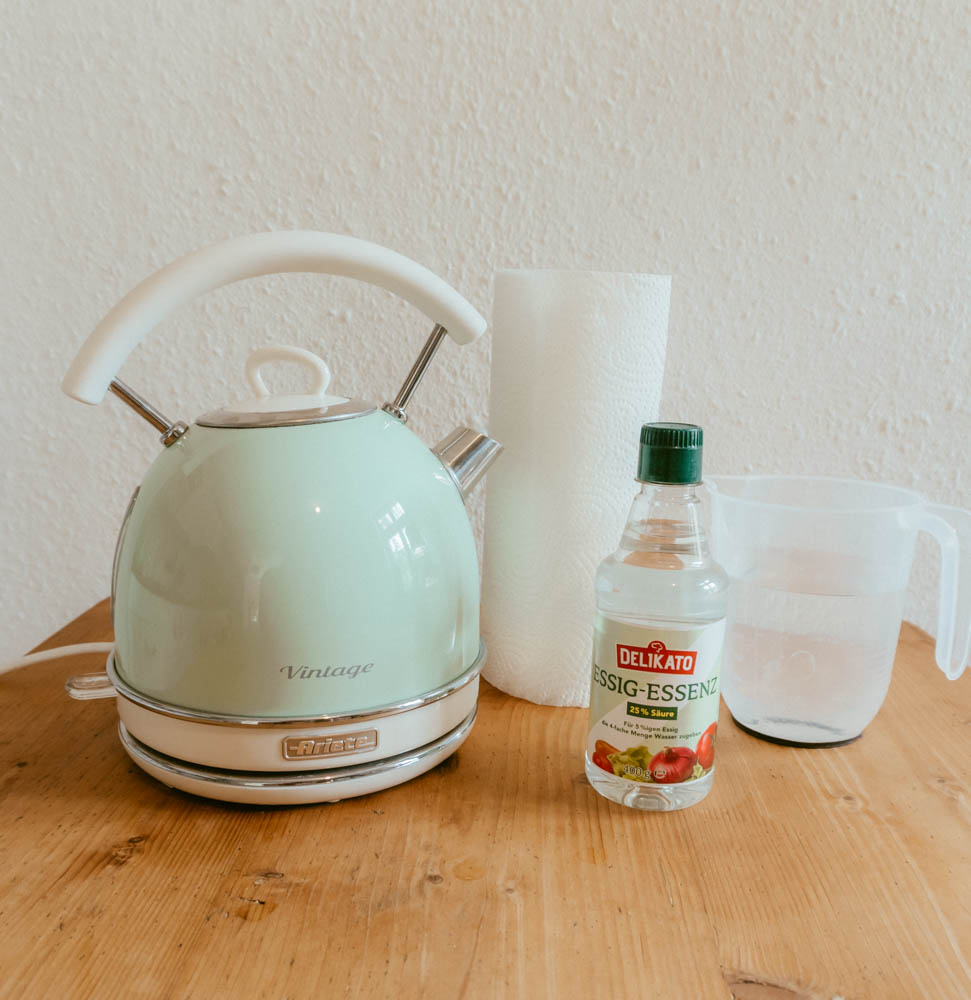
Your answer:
[68,646,485,805]
[119,706,476,805]
[106,646,484,774]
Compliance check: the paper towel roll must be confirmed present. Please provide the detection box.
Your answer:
[482,270,671,706]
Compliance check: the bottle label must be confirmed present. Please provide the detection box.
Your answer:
[587,614,725,786]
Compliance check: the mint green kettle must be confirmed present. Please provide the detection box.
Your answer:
[62,232,501,804]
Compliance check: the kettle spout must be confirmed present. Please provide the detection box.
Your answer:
[433,427,503,501]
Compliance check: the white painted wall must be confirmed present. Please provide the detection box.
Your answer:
[2,0,968,658]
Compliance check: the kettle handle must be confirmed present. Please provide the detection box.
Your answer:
[62,231,487,404]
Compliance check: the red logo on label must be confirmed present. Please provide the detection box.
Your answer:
[617,640,697,675]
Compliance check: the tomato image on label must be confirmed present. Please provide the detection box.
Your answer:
[696,722,716,770]
[647,747,697,783]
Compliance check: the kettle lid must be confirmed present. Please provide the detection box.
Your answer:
[197,345,376,428]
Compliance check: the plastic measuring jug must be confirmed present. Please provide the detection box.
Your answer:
[707,476,971,746]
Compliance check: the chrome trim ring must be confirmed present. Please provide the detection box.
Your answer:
[196,398,376,428]
[117,705,476,789]
[106,641,486,729]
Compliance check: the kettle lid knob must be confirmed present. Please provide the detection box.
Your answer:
[245,345,332,399]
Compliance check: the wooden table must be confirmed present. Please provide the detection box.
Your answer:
[1,602,968,999]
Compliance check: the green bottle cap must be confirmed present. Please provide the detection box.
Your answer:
[637,423,704,484]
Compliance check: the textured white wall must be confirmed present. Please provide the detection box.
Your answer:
[2,0,969,658]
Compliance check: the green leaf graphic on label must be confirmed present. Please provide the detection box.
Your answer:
[608,745,654,782]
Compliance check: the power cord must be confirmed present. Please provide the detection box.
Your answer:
[1,642,115,677]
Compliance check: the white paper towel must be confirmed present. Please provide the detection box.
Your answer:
[482,270,671,706]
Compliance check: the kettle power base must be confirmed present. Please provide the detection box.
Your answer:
[77,648,487,803]
[118,707,476,805]
[107,648,483,774]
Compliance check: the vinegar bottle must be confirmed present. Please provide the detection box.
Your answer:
[585,423,729,811]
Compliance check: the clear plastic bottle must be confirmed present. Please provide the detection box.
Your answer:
[585,424,729,811]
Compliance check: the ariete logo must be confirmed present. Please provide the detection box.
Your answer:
[617,640,697,675]
[282,729,379,760]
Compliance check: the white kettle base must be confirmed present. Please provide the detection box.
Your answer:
[118,707,476,805]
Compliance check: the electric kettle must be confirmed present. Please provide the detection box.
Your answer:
[62,231,502,804]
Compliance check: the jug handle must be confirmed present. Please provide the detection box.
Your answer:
[62,231,487,405]
[909,504,971,680]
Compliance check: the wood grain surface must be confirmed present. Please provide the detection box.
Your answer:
[0,601,968,1000]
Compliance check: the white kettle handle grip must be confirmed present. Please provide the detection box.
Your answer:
[62,231,487,404]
